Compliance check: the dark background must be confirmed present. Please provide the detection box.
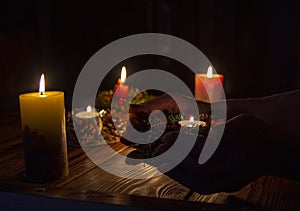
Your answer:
[0,0,299,110]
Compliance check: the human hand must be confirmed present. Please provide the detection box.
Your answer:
[153,114,299,194]
[128,93,211,131]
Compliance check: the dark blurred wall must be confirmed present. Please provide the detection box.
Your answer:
[0,0,299,110]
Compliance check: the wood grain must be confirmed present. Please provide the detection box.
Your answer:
[0,113,299,210]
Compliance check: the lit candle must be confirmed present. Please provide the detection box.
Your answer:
[115,66,129,98]
[72,105,103,146]
[195,66,224,103]
[178,115,207,127]
[19,74,68,182]
[75,105,100,119]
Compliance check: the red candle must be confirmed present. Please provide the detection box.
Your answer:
[194,66,224,103]
[115,66,129,98]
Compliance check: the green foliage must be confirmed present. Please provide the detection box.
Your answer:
[95,90,113,110]
[130,90,157,105]
[95,88,156,110]
[168,113,183,124]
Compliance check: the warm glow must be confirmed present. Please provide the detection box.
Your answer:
[189,116,195,124]
[39,74,45,95]
[121,66,127,83]
[207,66,213,78]
[86,105,92,113]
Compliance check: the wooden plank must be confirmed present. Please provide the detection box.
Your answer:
[62,166,191,200]
[0,136,22,152]
[0,182,249,210]
[189,176,300,210]
[245,176,300,210]
[0,112,21,141]
[0,140,24,178]
[0,112,299,210]
[189,191,230,205]
[52,143,191,200]
[48,143,133,187]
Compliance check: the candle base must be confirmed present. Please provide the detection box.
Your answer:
[23,126,69,183]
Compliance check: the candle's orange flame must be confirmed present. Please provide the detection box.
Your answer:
[207,66,213,78]
[39,74,45,95]
[121,66,127,83]
[189,116,195,124]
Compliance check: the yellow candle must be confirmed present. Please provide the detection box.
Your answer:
[195,66,224,103]
[19,74,68,182]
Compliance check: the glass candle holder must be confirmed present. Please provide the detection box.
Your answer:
[70,107,103,146]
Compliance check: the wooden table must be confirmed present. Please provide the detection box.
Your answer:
[0,112,299,210]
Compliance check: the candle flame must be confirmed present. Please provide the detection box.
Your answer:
[189,116,195,124]
[86,105,92,113]
[39,74,45,95]
[121,66,127,83]
[207,66,213,78]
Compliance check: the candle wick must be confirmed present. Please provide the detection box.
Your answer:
[40,91,44,96]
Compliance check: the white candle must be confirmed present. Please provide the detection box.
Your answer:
[73,106,103,146]
[75,105,100,119]
[178,116,207,127]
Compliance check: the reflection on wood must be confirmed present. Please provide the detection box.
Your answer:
[0,113,299,210]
